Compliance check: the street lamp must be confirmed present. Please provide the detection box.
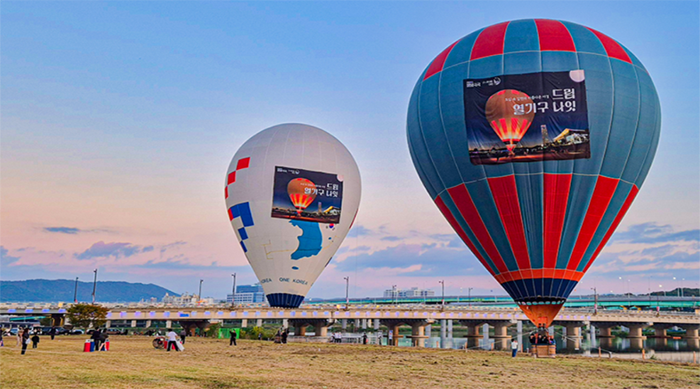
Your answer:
[468,287,473,307]
[91,269,98,304]
[392,285,397,305]
[73,277,79,303]
[231,273,237,308]
[439,280,445,309]
[591,287,598,314]
[198,279,204,305]
[459,287,462,303]
[344,276,350,309]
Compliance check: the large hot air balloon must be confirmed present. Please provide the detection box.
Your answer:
[225,123,361,308]
[407,19,660,327]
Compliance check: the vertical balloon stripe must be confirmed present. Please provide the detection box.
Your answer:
[567,176,619,271]
[487,175,531,270]
[535,19,576,51]
[543,173,572,268]
[586,28,632,64]
[503,19,539,53]
[435,195,497,276]
[423,40,460,80]
[446,184,509,273]
[582,185,639,273]
[470,21,509,60]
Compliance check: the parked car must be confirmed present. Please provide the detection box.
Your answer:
[70,329,84,335]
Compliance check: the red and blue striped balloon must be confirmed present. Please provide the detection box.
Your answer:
[407,19,660,326]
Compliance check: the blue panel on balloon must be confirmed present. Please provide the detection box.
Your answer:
[267,293,304,308]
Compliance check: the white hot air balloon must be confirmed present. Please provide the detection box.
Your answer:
[225,123,361,308]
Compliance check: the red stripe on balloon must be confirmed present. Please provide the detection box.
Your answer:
[586,28,632,63]
[423,40,460,81]
[487,175,531,270]
[470,21,510,60]
[447,184,509,273]
[434,195,497,276]
[582,185,639,273]
[535,19,576,51]
[225,186,228,199]
[567,176,620,271]
[227,171,236,185]
[543,173,572,269]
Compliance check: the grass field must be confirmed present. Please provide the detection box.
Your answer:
[0,336,697,388]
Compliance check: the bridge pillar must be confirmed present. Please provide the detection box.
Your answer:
[313,322,329,338]
[627,324,647,339]
[425,324,431,338]
[105,321,111,329]
[483,324,490,348]
[131,320,137,328]
[256,318,263,327]
[565,325,582,350]
[493,323,511,350]
[165,320,172,328]
[241,319,248,328]
[51,314,64,327]
[440,320,447,349]
[341,319,347,330]
[282,319,288,329]
[294,325,306,336]
[146,320,152,328]
[683,326,699,339]
[355,319,360,329]
[410,323,428,347]
[447,320,453,339]
[373,319,380,330]
[598,327,613,338]
[391,325,400,346]
[362,319,367,329]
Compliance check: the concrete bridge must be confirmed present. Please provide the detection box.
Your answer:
[2,305,698,349]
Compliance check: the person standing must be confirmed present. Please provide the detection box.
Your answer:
[166,329,179,352]
[229,329,237,346]
[376,330,382,346]
[49,327,56,341]
[281,329,288,344]
[511,339,519,357]
[388,330,393,346]
[21,328,30,355]
[362,333,367,345]
[0,329,4,347]
[179,329,187,345]
[31,333,40,349]
[91,329,102,351]
[16,329,22,347]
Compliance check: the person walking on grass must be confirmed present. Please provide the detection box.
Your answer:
[229,329,237,346]
[166,329,179,352]
[50,327,56,340]
[31,333,40,349]
[21,328,30,355]
[180,329,187,345]
[16,329,22,347]
[511,339,519,357]
[91,328,102,351]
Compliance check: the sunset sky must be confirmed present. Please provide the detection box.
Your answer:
[2,1,698,300]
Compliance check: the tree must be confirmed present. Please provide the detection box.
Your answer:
[66,303,109,329]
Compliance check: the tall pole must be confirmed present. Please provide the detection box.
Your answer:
[73,277,79,303]
[392,285,397,305]
[591,287,598,314]
[344,276,349,309]
[198,279,203,305]
[91,269,97,304]
[231,273,237,307]
[468,287,473,307]
[439,280,445,309]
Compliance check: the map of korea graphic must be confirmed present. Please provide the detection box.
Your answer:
[289,220,323,260]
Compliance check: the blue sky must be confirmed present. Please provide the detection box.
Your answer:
[1,1,698,300]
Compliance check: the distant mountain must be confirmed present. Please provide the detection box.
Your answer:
[0,279,179,303]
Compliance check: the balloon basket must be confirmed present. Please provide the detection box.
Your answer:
[531,345,556,358]
[83,340,93,353]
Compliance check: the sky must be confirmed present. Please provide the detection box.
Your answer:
[1,1,698,301]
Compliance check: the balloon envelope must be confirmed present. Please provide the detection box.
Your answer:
[226,124,361,308]
[407,19,660,326]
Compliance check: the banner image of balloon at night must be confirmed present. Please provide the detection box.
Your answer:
[407,19,660,327]
[225,124,361,308]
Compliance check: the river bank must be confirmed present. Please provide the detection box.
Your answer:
[0,336,696,388]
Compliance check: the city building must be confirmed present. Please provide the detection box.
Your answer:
[383,287,435,299]
[227,283,267,305]
[162,292,214,306]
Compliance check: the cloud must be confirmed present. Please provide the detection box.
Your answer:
[349,225,372,236]
[44,227,81,234]
[334,243,481,277]
[75,242,148,260]
[1,246,20,266]
[611,222,699,244]
[380,236,402,242]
